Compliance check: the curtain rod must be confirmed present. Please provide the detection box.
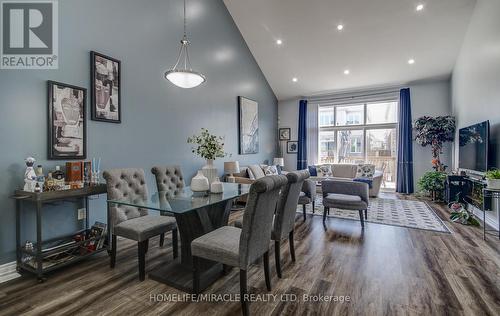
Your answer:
[306,87,405,102]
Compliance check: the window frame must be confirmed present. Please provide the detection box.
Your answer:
[317,100,398,164]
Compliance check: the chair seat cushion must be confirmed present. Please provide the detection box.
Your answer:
[323,193,368,210]
[191,226,241,267]
[114,215,177,242]
[298,193,311,205]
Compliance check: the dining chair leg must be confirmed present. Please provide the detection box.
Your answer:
[364,209,368,220]
[323,207,328,223]
[289,231,296,262]
[172,229,178,259]
[302,204,307,221]
[110,234,117,268]
[239,269,249,316]
[263,251,271,291]
[274,240,282,278]
[144,239,149,254]
[358,210,365,228]
[312,201,315,213]
[192,256,200,295]
[159,233,165,247]
[138,240,147,281]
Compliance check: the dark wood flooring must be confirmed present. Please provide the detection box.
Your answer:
[0,195,499,316]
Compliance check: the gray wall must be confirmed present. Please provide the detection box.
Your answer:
[277,79,452,189]
[451,0,500,225]
[451,0,500,169]
[0,0,277,264]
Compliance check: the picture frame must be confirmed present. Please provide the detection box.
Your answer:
[91,51,121,123]
[48,81,87,160]
[238,96,259,154]
[287,141,298,154]
[279,127,291,140]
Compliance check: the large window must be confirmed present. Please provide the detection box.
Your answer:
[318,100,398,190]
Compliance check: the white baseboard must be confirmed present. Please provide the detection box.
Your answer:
[0,261,20,284]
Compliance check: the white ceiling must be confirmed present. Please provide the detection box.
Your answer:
[223,0,476,100]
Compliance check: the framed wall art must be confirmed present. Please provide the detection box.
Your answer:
[238,96,259,154]
[48,81,87,159]
[279,127,291,141]
[287,141,298,154]
[91,51,121,123]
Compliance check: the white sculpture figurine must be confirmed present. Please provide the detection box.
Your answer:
[24,157,37,192]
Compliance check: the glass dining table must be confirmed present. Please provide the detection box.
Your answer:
[107,182,250,292]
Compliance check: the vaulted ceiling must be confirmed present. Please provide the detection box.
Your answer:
[223,0,476,100]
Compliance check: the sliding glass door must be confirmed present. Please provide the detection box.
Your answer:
[318,101,398,191]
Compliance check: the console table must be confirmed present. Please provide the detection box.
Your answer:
[11,184,107,282]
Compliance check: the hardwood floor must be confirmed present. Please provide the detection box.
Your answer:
[0,195,499,316]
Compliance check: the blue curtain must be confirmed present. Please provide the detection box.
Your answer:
[297,100,308,170]
[396,88,414,194]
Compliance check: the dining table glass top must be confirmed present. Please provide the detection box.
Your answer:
[107,182,250,214]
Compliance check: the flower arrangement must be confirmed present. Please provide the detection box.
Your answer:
[448,194,479,226]
[187,128,227,161]
[414,116,455,172]
[485,169,500,190]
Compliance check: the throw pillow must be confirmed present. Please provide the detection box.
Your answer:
[317,164,333,177]
[308,165,318,176]
[263,165,279,176]
[276,165,283,175]
[356,164,375,178]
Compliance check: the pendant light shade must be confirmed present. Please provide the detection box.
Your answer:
[165,0,206,88]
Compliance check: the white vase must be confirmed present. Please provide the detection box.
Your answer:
[191,170,209,192]
[486,179,500,190]
[202,159,218,184]
[210,177,224,193]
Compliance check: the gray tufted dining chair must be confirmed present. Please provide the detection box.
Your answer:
[151,165,185,248]
[103,168,178,281]
[191,175,287,316]
[272,170,309,278]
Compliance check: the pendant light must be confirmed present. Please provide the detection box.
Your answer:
[164,0,206,88]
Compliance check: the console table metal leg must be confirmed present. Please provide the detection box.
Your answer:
[85,196,89,231]
[15,200,21,269]
[106,201,112,255]
[36,201,43,281]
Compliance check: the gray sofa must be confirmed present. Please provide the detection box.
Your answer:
[309,164,383,197]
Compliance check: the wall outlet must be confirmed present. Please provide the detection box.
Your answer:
[77,208,86,220]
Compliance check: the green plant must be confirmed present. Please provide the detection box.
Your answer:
[448,194,480,226]
[414,116,455,172]
[485,169,500,180]
[187,128,227,160]
[417,171,447,200]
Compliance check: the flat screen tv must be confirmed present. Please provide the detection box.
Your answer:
[459,120,490,172]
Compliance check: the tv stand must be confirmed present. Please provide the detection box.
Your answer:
[445,175,499,240]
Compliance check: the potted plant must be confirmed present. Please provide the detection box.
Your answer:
[417,171,447,201]
[485,169,500,190]
[414,116,455,172]
[187,128,227,184]
[448,194,480,226]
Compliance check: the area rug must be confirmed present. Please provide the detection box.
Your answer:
[299,196,450,233]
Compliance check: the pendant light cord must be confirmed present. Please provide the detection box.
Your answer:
[183,0,187,38]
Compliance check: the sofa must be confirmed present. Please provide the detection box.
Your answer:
[232,164,316,210]
[309,164,383,197]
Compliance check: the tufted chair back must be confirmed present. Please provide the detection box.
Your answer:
[151,165,185,197]
[103,168,149,227]
[239,175,288,269]
[273,170,310,241]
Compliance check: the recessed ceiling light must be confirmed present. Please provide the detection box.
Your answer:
[344,69,350,75]
[276,39,283,45]
[337,24,344,31]
[416,4,424,11]
[408,58,415,65]
[292,77,298,82]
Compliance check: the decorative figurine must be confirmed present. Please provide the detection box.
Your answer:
[23,157,37,192]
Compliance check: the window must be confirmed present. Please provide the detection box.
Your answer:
[317,100,398,190]
[336,105,363,126]
[366,101,397,124]
[319,106,334,127]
